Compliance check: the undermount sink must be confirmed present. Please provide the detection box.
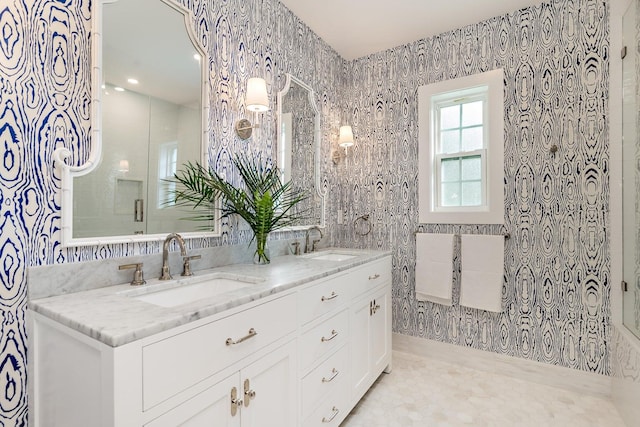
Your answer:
[304,250,361,262]
[119,274,263,308]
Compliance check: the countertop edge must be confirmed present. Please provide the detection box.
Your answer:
[29,249,392,347]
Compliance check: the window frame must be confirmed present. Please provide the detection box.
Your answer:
[418,69,504,224]
[435,150,486,210]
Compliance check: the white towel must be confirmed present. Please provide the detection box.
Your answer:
[460,234,504,312]
[415,233,455,306]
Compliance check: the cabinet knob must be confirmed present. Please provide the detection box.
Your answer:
[370,299,381,316]
[368,273,380,280]
[230,387,243,416]
[243,378,256,407]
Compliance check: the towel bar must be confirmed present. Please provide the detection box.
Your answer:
[413,231,511,239]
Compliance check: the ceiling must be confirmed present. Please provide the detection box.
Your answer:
[279,0,546,60]
[103,0,201,106]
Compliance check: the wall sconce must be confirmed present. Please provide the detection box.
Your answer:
[118,159,130,173]
[332,125,355,164]
[236,77,269,139]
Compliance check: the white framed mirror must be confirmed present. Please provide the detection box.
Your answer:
[277,74,326,229]
[54,0,217,247]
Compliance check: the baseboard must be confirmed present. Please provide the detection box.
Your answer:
[392,333,612,399]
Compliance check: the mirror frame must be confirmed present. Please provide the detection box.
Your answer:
[53,0,218,247]
[276,73,326,230]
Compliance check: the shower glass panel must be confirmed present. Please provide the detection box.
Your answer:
[622,0,640,339]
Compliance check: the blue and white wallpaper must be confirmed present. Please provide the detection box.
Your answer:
[0,0,626,424]
[1,0,343,423]
[334,0,612,375]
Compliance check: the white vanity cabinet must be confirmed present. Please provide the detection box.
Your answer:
[350,284,392,404]
[29,253,392,427]
[30,293,298,427]
[146,339,297,427]
[298,256,392,426]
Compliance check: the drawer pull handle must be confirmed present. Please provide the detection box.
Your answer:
[322,368,339,383]
[322,406,340,423]
[226,328,257,346]
[321,291,339,302]
[368,274,380,280]
[321,329,339,342]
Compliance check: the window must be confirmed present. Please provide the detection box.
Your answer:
[418,69,504,224]
[157,142,178,208]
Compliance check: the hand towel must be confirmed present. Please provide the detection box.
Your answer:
[460,234,504,312]
[415,233,455,306]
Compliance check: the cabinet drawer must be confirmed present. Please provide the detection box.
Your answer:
[301,345,348,418]
[300,309,348,372]
[142,293,297,410]
[350,257,392,297]
[298,275,347,325]
[302,380,349,427]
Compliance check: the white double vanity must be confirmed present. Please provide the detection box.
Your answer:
[28,249,392,426]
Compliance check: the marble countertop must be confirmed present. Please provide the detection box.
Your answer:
[28,248,390,347]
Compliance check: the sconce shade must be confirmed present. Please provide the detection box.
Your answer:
[338,125,354,148]
[118,159,130,172]
[246,78,269,112]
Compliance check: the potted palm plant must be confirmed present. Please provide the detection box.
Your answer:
[171,154,308,264]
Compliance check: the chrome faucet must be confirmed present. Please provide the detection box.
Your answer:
[305,226,324,253]
[160,233,187,280]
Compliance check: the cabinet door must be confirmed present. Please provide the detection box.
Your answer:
[145,373,240,427]
[370,286,391,375]
[349,294,373,402]
[240,340,297,427]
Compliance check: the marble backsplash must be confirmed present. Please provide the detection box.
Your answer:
[28,238,300,300]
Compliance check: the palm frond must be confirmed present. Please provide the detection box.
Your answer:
[170,154,309,235]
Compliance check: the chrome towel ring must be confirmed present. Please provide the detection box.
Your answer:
[354,214,372,236]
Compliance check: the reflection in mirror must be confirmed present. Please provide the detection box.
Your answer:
[277,74,325,228]
[64,0,213,243]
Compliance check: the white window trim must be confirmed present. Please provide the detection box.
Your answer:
[418,69,504,224]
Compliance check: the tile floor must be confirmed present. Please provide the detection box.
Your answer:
[341,351,626,427]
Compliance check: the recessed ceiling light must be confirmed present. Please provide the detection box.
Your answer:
[114,87,125,92]
[127,78,139,85]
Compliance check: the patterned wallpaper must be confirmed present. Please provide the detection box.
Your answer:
[1,0,343,424]
[0,0,623,424]
[334,0,612,375]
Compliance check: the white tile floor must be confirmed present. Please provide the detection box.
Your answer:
[341,351,626,427]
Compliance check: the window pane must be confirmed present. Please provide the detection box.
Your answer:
[461,155,482,180]
[461,126,483,151]
[462,101,483,126]
[441,182,461,206]
[441,130,460,153]
[461,181,482,206]
[441,158,460,182]
[440,105,460,129]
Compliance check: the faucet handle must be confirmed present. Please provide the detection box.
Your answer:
[291,241,301,256]
[119,263,146,286]
[181,255,201,277]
